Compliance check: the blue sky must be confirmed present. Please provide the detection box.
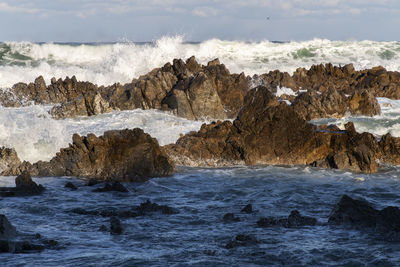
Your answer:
[1,0,399,42]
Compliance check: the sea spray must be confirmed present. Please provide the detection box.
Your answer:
[0,106,205,163]
[0,37,400,89]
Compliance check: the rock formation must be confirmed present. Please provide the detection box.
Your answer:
[0,57,250,121]
[165,85,400,173]
[329,195,400,237]
[0,172,44,197]
[24,128,175,182]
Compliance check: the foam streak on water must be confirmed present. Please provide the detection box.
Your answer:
[0,37,400,88]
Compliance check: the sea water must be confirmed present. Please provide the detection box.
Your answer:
[2,37,400,266]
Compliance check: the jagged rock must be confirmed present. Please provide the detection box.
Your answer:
[163,72,227,120]
[28,128,175,182]
[292,89,348,120]
[0,147,22,176]
[348,90,381,116]
[257,210,317,228]
[64,182,77,190]
[258,63,400,100]
[166,86,381,173]
[92,182,128,193]
[110,217,123,235]
[50,92,112,119]
[1,57,249,120]
[0,172,44,197]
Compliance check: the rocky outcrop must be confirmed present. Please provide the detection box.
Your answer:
[329,195,400,236]
[166,85,384,173]
[291,88,381,120]
[26,128,174,182]
[0,57,250,121]
[258,63,400,99]
[0,172,45,197]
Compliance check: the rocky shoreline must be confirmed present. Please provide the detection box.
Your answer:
[1,57,400,178]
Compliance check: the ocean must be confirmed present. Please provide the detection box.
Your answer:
[2,37,400,266]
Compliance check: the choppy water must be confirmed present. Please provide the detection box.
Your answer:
[2,37,400,265]
[2,166,400,266]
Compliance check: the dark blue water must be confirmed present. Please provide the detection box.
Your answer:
[2,165,400,266]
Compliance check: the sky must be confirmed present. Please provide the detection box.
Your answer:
[1,0,399,42]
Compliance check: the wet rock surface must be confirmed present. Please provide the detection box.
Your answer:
[258,63,400,99]
[0,57,250,120]
[0,172,44,197]
[166,85,387,173]
[71,200,178,218]
[0,215,57,253]
[328,195,400,236]
[92,182,128,193]
[23,128,175,182]
[257,210,317,228]
[64,182,78,190]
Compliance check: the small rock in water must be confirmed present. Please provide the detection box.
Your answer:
[110,217,123,235]
[86,179,101,186]
[257,210,317,228]
[0,214,16,240]
[241,204,253,214]
[92,182,128,193]
[14,171,45,196]
[226,234,257,249]
[99,225,108,232]
[64,182,77,190]
[223,213,240,222]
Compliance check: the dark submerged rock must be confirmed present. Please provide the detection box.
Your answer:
[328,195,378,227]
[0,215,16,240]
[257,210,317,228]
[223,213,240,222]
[110,217,123,235]
[241,204,253,214]
[64,182,77,190]
[71,200,177,218]
[328,195,400,238]
[92,182,128,193]
[225,234,258,249]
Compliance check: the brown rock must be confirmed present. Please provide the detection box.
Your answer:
[31,128,174,182]
[167,86,381,173]
[0,147,22,175]
[348,90,381,116]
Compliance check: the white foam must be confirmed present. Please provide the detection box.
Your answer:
[1,37,400,89]
[275,86,297,97]
[0,106,205,163]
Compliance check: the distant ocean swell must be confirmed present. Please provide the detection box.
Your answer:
[0,36,399,89]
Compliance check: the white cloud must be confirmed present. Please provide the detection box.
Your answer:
[192,6,219,17]
[0,2,41,14]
